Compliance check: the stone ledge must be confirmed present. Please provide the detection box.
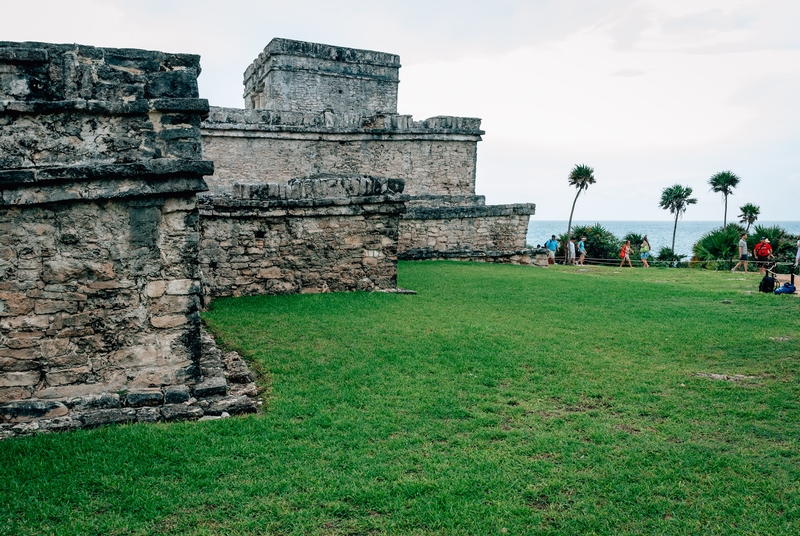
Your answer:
[234,176,404,201]
[1,177,209,206]
[399,248,534,265]
[202,107,483,135]
[403,203,536,219]
[0,98,210,115]
[0,159,214,187]
[198,197,407,218]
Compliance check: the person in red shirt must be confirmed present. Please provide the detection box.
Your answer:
[754,237,773,275]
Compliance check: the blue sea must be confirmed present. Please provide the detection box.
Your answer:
[527,220,800,258]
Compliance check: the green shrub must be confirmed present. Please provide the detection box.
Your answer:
[567,223,622,260]
[693,224,745,264]
[655,247,687,267]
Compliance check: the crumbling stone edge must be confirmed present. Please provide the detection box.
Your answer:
[0,329,261,440]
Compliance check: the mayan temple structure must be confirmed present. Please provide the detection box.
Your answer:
[201,38,535,268]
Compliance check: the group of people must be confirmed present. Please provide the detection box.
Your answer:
[545,232,800,270]
[731,233,800,274]
[543,235,652,267]
[618,238,651,268]
[544,235,588,266]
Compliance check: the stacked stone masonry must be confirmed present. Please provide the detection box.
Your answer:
[244,38,400,115]
[200,176,408,299]
[0,42,257,439]
[201,107,481,197]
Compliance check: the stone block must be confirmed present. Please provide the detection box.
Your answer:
[125,388,164,407]
[0,386,32,404]
[163,385,191,404]
[66,393,121,411]
[193,376,226,398]
[161,403,203,421]
[197,395,257,416]
[224,360,254,384]
[150,314,188,329]
[75,408,137,428]
[45,366,91,387]
[0,292,33,316]
[0,371,40,388]
[0,399,68,423]
[166,279,198,295]
[40,338,70,358]
[136,407,162,423]
[145,280,166,298]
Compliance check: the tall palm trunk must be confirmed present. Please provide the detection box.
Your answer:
[723,195,728,227]
[671,214,678,252]
[566,189,581,263]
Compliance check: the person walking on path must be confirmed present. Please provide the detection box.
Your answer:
[568,237,577,265]
[732,233,749,273]
[754,237,773,275]
[545,235,558,264]
[620,240,633,268]
[640,236,651,268]
[577,236,587,266]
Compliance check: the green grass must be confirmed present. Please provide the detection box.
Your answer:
[2,261,800,535]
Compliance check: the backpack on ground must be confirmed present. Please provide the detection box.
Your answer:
[759,275,775,293]
[774,282,796,295]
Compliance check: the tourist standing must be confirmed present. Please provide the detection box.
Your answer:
[577,236,587,266]
[545,234,558,264]
[640,236,651,268]
[568,237,577,265]
[732,233,749,273]
[620,240,633,268]
[796,235,800,267]
[754,237,773,275]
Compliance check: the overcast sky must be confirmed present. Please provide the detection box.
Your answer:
[5,0,799,221]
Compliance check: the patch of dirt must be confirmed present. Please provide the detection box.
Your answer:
[770,336,791,342]
[695,372,759,382]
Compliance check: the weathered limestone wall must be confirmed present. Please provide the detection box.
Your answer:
[201,108,481,197]
[0,42,256,439]
[399,199,535,264]
[200,176,408,298]
[244,38,400,115]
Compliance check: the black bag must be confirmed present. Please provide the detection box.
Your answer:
[759,275,775,293]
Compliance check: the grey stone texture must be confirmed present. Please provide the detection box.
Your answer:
[201,107,481,198]
[0,42,258,438]
[244,38,400,115]
[200,176,408,298]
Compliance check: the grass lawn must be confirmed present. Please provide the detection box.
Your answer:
[2,261,800,535]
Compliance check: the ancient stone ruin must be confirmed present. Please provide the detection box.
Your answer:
[0,42,258,439]
[0,38,535,439]
[200,176,408,299]
[201,38,535,265]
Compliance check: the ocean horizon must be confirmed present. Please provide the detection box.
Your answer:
[527,220,800,258]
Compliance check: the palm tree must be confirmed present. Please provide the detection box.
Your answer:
[708,171,740,227]
[738,203,760,232]
[659,184,697,252]
[565,164,595,261]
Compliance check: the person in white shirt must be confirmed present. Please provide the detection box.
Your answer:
[731,233,749,273]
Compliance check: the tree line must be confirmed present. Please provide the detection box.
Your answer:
[556,165,794,268]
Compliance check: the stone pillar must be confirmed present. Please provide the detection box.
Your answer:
[0,42,254,438]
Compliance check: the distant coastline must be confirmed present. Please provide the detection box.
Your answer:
[527,220,800,258]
